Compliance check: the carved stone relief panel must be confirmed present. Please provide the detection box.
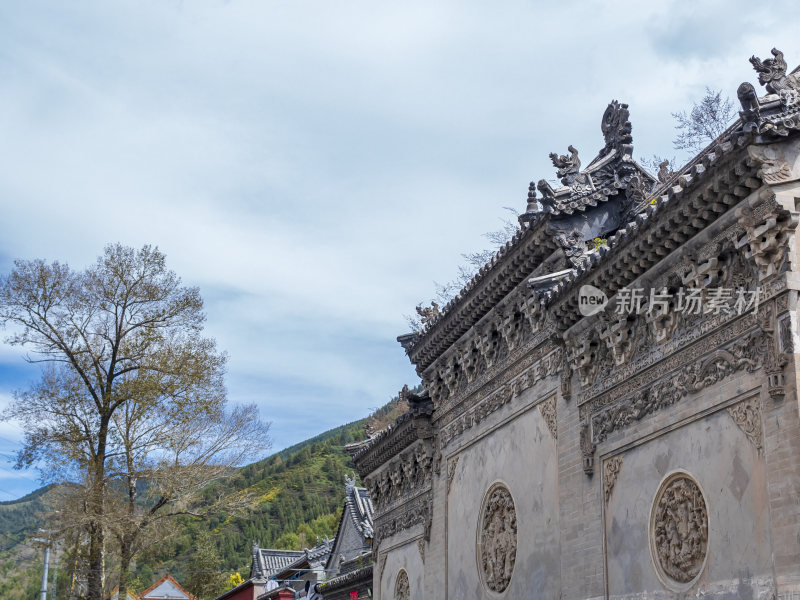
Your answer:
[727,398,764,451]
[364,440,433,515]
[650,472,709,589]
[477,483,518,594]
[603,455,623,504]
[394,569,410,600]
[538,395,557,441]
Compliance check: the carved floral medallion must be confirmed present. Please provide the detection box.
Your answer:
[394,569,409,600]
[478,484,517,594]
[650,473,708,588]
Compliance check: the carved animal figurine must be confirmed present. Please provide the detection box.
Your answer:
[749,48,800,94]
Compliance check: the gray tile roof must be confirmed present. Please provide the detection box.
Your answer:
[250,546,304,579]
[344,477,374,539]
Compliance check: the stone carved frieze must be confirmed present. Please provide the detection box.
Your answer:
[395,569,410,600]
[364,441,433,514]
[417,538,425,563]
[603,455,623,504]
[590,327,767,445]
[727,398,764,451]
[427,288,560,425]
[478,485,517,594]
[651,473,708,586]
[582,310,760,410]
[439,349,562,448]
[539,395,557,440]
[374,492,432,544]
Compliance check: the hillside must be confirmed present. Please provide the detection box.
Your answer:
[0,392,411,599]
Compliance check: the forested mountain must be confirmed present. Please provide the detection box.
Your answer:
[0,393,411,600]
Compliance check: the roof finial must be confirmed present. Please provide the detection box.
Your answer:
[748,48,800,94]
[549,145,582,185]
[601,100,633,156]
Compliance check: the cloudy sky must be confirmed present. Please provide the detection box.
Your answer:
[1,0,798,500]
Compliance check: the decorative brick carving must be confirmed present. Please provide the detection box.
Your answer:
[478,324,501,370]
[367,443,433,514]
[539,395,557,440]
[759,302,789,400]
[748,144,792,184]
[779,314,793,354]
[568,338,600,387]
[394,569,409,600]
[580,421,596,476]
[374,493,432,544]
[736,204,798,281]
[645,290,678,343]
[499,308,524,352]
[651,473,708,586]
[599,314,636,366]
[478,484,517,593]
[583,311,760,408]
[603,455,623,504]
[591,327,767,444]
[459,339,480,384]
[727,399,764,451]
[447,455,459,495]
[520,292,544,333]
[438,349,562,448]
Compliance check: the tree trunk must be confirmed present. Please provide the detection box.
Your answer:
[117,542,134,600]
[86,416,110,600]
[117,470,138,600]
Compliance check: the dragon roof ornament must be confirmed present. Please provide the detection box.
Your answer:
[738,48,800,137]
[527,100,653,217]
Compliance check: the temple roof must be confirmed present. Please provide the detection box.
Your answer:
[269,538,334,580]
[533,101,654,216]
[398,48,800,375]
[343,474,374,539]
[250,546,305,579]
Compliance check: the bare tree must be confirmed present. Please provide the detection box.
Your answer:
[672,87,736,154]
[0,244,270,600]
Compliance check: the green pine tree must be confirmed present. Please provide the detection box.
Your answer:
[184,532,227,600]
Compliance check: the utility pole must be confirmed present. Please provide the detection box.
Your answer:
[33,536,52,600]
